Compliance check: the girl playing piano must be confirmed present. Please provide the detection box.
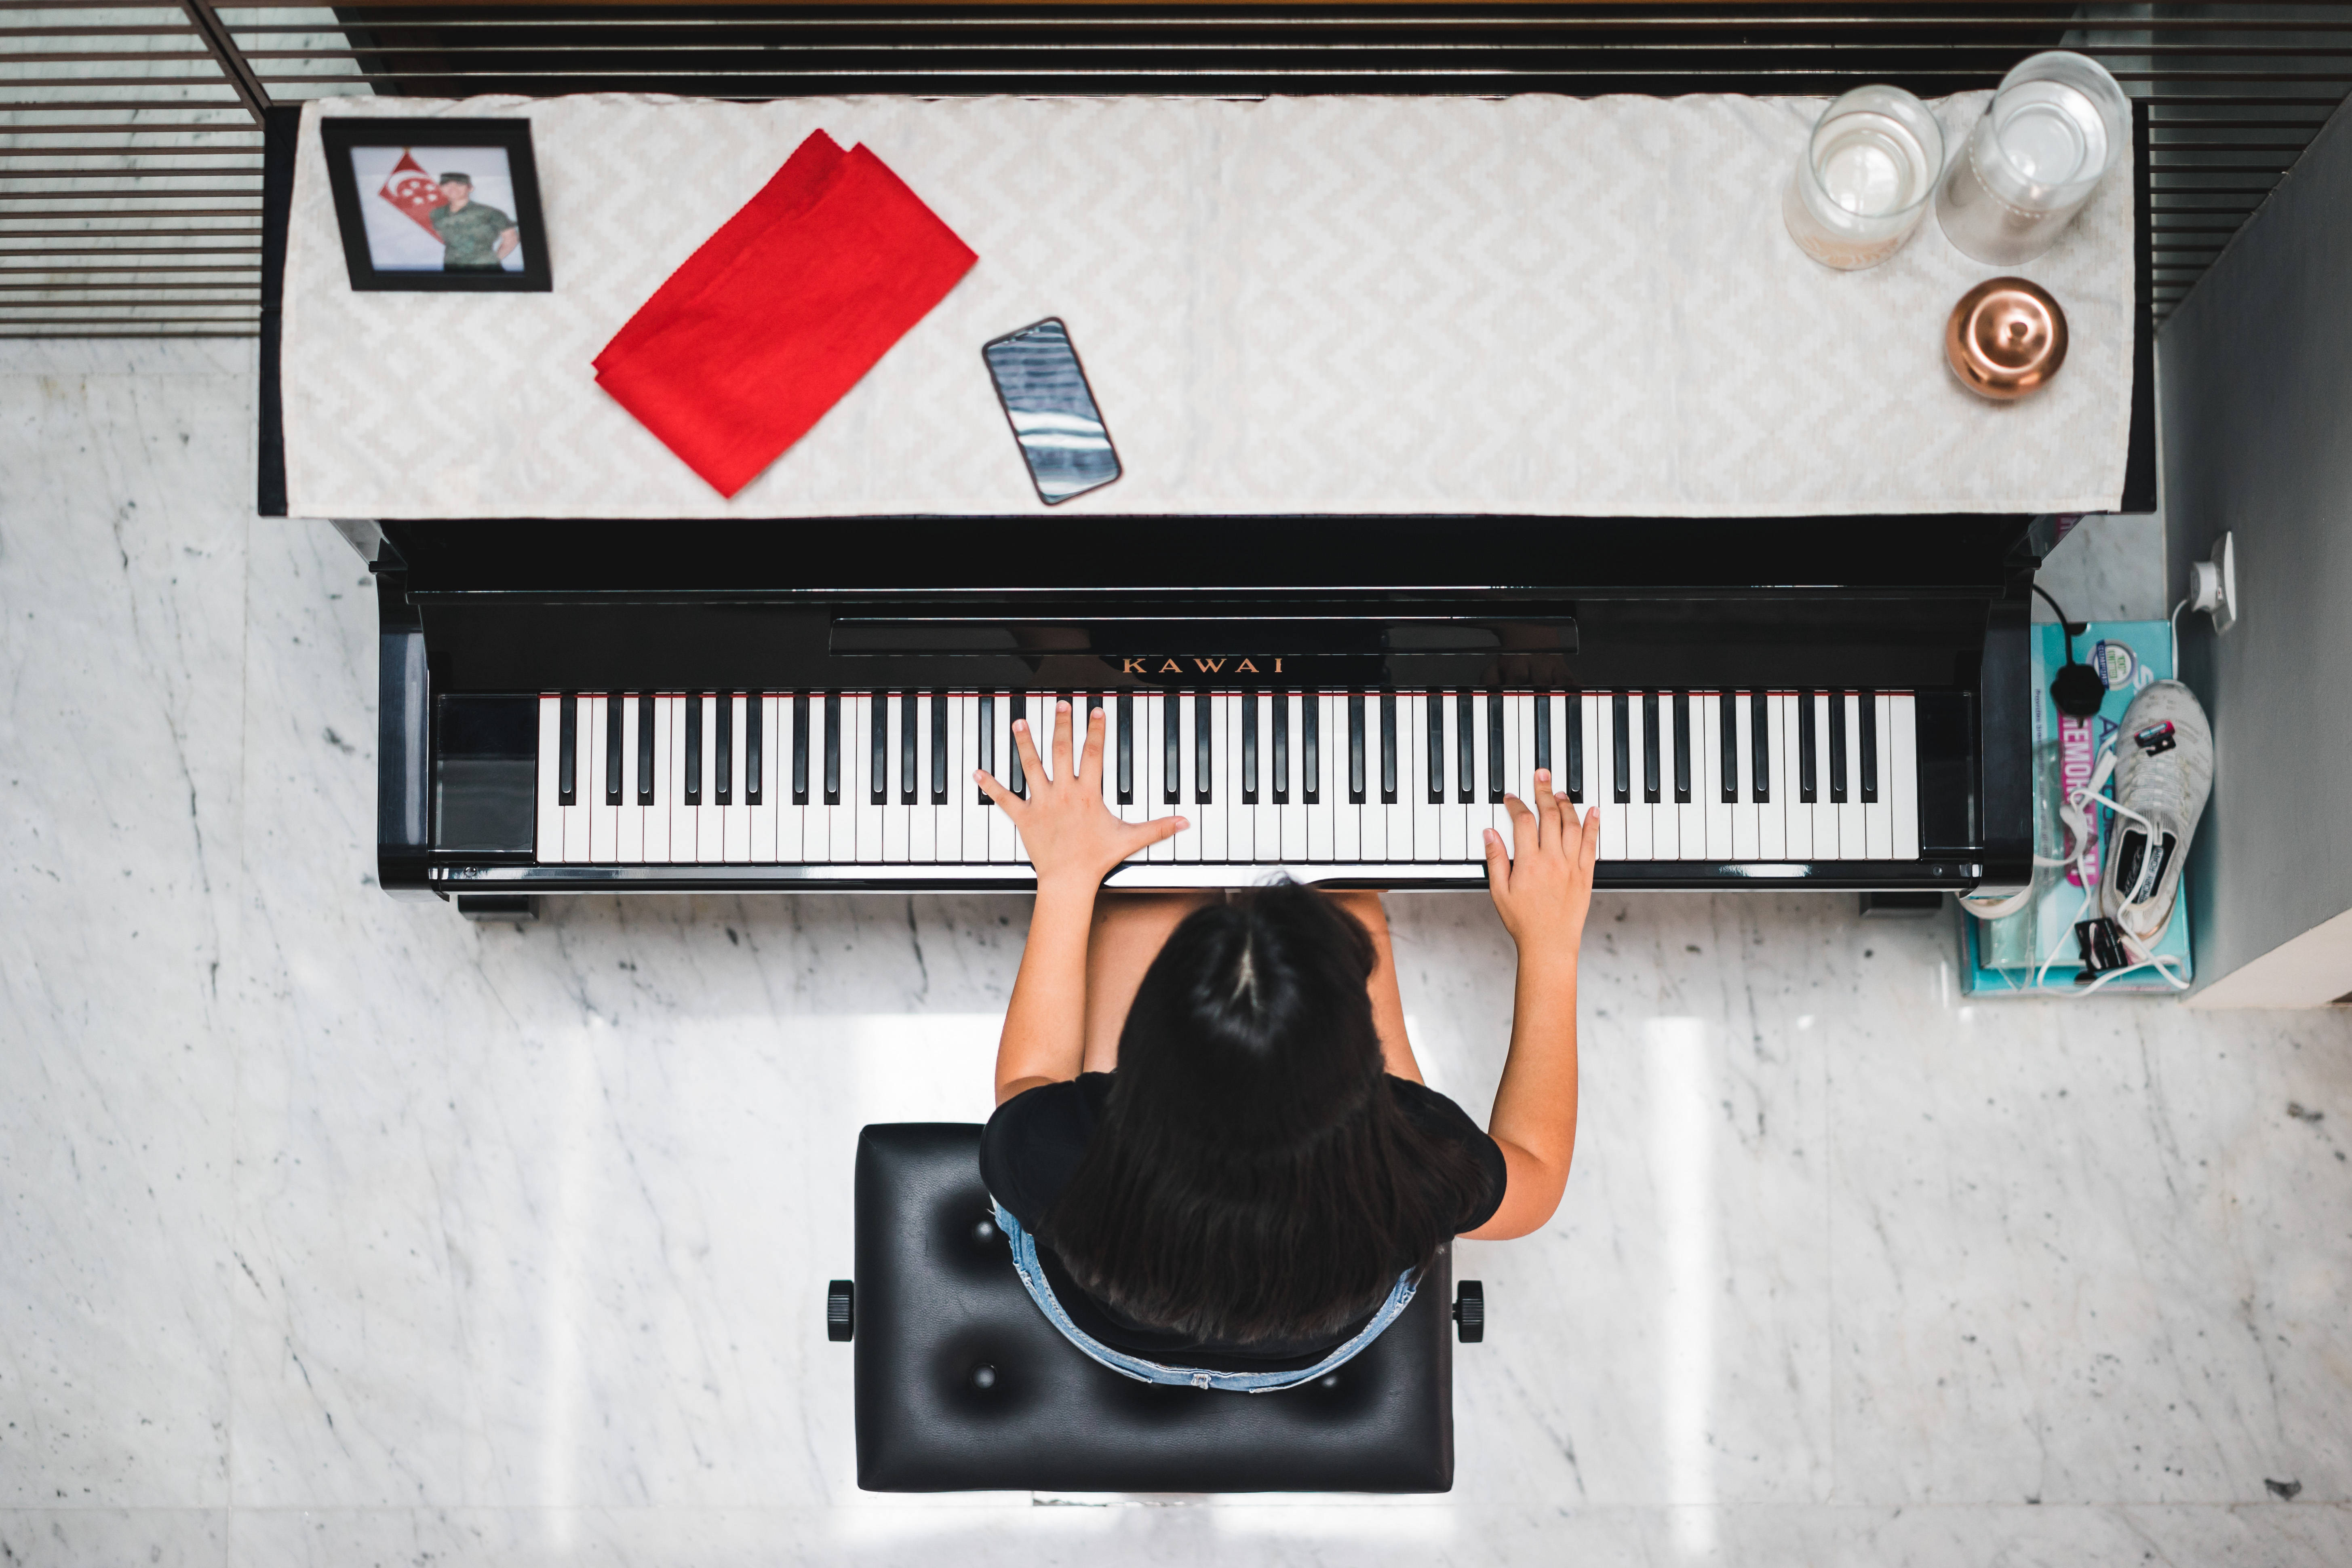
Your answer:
[972,699,1595,1389]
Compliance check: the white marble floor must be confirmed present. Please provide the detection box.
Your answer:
[4,341,2350,1567]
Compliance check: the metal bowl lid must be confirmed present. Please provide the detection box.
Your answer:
[1946,277,2068,400]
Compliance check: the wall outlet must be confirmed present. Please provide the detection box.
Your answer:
[2188,531,2238,634]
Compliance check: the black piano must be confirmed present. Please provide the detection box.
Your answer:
[254,25,2158,914]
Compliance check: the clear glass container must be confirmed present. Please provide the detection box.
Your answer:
[1782,85,1945,271]
[1935,51,2131,266]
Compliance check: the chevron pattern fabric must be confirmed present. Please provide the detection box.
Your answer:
[281,93,2133,521]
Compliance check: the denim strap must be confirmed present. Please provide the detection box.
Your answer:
[991,1200,1414,1394]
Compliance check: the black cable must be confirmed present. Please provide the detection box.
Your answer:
[2031,582,2105,720]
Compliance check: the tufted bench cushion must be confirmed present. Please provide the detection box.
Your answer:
[847,1122,1457,1493]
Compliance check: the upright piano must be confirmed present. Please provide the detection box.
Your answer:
[255,42,2157,914]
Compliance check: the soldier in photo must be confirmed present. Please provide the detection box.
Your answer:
[430,171,520,272]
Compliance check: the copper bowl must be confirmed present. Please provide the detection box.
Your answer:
[1946,278,2068,400]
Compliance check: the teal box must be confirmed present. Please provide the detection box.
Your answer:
[1962,619,2194,996]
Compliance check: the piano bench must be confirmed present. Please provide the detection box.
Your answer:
[840,1122,1475,1493]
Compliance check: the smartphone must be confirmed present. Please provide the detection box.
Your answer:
[982,318,1120,504]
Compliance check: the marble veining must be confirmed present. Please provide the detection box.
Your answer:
[4,341,2351,1565]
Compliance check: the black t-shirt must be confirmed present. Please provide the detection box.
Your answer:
[979,1072,1507,1371]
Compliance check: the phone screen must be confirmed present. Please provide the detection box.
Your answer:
[982,318,1120,504]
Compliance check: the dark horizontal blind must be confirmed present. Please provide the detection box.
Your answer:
[5,2,2346,335]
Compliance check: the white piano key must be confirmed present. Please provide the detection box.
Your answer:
[1754,691,1785,862]
[1435,693,1464,864]
[1142,691,1172,864]
[1228,693,1257,864]
[1730,691,1759,862]
[1499,691,1524,836]
[1674,693,1705,859]
[660,694,692,864]
[749,695,776,863]
[1305,692,1333,862]
[1888,691,1921,864]
[910,693,938,864]
[822,695,851,864]
[1780,693,1811,861]
[687,693,718,865]
[1277,691,1306,862]
[535,694,562,862]
[1863,691,1893,861]
[619,693,647,864]
[883,692,910,864]
[1836,691,1867,861]
[558,695,590,865]
[582,696,611,863]
[1576,691,1600,812]
[1329,692,1359,863]
[1251,693,1281,864]
[1467,693,1491,846]
[1406,691,1434,863]
[858,693,888,866]
[642,696,671,864]
[1208,691,1235,862]
[955,693,984,865]
[1623,693,1654,861]
[1172,692,1201,863]
[1359,695,1387,863]
[1809,690,1838,860]
[723,694,752,864]
[1701,692,1731,861]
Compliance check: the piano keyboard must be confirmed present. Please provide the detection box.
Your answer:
[531,689,1919,875]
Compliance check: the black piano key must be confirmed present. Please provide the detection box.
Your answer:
[1566,695,1585,803]
[1642,692,1661,804]
[1828,691,1848,804]
[1272,693,1290,804]
[1612,691,1631,804]
[974,693,993,805]
[1427,696,1446,804]
[930,691,948,805]
[823,693,840,806]
[869,694,888,807]
[1535,691,1552,774]
[605,694,624,805]
[684,693,702,805]
[793,693,810,806]
[1487,692,1505,804]
[1116,692,1135,804]
[1347,692,1366,805]
[1859,689,1879,803]
[557,692,577,806]
[1798,690,1817,803]
[637,692,655,805]
[899,691,919,805]
[1241,693,1260,804]
[716,693,733,805]
[1303,693,1321,805]
[1008,692,1028,798]
[1720,692,1738,804]
[1456,692,1476,804]
[1163,695,1180,806]
[746,693,763,806]
[1672,691,1691,805]
[1750,690,1770,803]
[1194,691,1213,805]
[1379,691,1398,804]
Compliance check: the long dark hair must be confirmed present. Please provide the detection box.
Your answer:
[1042,883,1492,1344]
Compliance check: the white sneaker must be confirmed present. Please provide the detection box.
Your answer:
[2099,680,2212,946]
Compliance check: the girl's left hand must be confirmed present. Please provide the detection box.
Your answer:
[976,702,1188,889]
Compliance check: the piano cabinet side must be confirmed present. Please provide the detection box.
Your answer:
[377,571,436,899]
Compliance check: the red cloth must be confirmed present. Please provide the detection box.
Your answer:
[595,131,978,498]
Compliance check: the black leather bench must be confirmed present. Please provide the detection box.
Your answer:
[832,1122,1483,1493]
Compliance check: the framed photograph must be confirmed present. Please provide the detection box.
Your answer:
[319,117,550,292]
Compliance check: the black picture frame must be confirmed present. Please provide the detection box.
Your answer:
[318,116,551,292]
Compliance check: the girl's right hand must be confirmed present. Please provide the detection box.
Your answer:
[1482,770,1600,962]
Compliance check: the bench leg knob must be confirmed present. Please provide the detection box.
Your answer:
[827,1279,856,1342]
[1453,1280,1484,1343]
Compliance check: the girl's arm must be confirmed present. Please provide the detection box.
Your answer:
[1463,774,1599,1241]
[982,703,1188,1104]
